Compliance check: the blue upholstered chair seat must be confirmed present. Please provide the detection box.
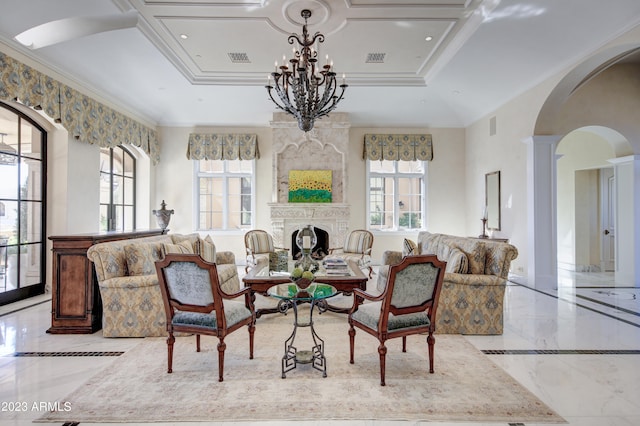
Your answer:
[172,301,252,329]
[351,301,431,331]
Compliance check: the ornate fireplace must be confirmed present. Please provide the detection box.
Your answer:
[268,112,351,251]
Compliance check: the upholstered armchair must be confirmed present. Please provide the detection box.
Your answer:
[348,254,446,386]
[244,229,287,273]
[155,254,256,382]
[329,229,374,278]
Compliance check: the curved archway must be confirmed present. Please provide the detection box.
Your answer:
[556,127,630,277]
[528,45,640,289]
[535,44,640,146]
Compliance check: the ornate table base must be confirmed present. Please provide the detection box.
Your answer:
[279,298,329,378]
[268,284,336,378]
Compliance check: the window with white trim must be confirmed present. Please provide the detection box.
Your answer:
[367,160,426,231]
[196,159,254,230]
[99,146,136,232]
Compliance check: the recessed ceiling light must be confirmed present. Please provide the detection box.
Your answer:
[180,34,188,39]
[425,36,433,41]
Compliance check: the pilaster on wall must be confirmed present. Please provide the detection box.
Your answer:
[525,135,562,290]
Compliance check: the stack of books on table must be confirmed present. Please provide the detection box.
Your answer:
[322,257,350,276]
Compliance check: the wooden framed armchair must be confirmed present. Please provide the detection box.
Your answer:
[329,229,374,278]
[348,254,446,386]
[155,254,256,382]
[244,229,287,273]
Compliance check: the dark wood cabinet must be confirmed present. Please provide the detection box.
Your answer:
[47,229,166,334]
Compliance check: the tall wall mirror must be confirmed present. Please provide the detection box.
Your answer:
[485,171,501,231]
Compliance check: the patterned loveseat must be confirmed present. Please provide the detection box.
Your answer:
[86,233,239,337]
[378,231,518,335]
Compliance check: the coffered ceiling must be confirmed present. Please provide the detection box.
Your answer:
[1,0,640,128]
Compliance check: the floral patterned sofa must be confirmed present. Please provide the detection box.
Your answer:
[86,233,239,337]
[378,231,518,335]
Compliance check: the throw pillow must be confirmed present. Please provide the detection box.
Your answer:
[197,235,217,263]
[162,240,194,257]
[402,238,418,256]
[445,248,469,274]
[171,233,201,253]
[124,243,163,276]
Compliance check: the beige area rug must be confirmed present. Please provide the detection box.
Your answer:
[36,311,565,424]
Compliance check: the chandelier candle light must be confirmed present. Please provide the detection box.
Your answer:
[266,9,348,132]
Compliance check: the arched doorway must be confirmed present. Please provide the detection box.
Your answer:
[528,48,640,289]
[556,127,631,278]
[0,102,47,305]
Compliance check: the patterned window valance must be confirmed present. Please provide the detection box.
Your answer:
[0,52,160,164]
[363,134,433,161]
[187,133,259,160]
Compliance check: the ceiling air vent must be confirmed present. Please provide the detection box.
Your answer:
[228,52,251,63]
[366,53,386,63]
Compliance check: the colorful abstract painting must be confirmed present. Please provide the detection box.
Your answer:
[288,170,332,203]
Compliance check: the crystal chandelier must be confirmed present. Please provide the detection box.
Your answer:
[266,9,347,132]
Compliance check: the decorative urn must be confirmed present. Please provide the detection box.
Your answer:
[152,200,174,230]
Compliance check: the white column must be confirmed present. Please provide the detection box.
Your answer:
[524,135,562,290]
[608,155,640,287]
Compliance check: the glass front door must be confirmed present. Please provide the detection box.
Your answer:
[0,103,46,305]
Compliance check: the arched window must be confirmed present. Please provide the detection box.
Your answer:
[99,146,136,231]
[0,103,46,304]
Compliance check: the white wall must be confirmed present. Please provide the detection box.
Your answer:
[350,127,467,263]
[153,126,273,259]
[464,41,640,281]
[37,120,155,290]
[65,139,100,233]
[153,124,467,264]
[464,76,557,277]
[11,24,640,290]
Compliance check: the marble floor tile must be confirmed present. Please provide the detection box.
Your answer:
[0,270,639,425]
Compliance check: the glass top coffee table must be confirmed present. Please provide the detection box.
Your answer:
[242,259,367,318]
[268,282,337,378]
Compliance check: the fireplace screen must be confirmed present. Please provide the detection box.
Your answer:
[291,227,329,260]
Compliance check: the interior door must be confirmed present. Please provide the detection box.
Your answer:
[600,167,615,271]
